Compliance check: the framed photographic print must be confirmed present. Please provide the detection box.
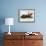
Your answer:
[18,9,35,23]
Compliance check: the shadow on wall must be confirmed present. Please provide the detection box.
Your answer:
[0,16,5,46]
[0,16,5,32]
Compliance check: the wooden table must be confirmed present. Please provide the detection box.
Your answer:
[4,32,43,46]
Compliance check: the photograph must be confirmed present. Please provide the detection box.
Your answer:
[18,9,35,23]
